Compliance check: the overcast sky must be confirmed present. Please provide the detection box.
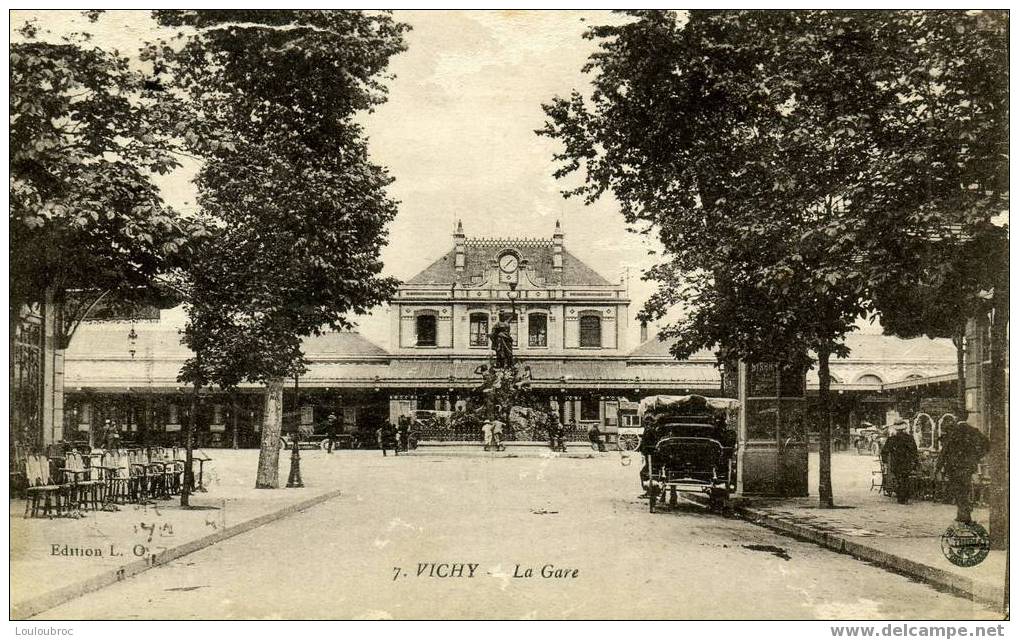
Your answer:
[360,11,663,348]
[15,9,671,349]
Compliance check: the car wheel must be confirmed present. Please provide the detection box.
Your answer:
[618,434,640,452]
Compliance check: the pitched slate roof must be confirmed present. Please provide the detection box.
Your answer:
[628,336,718,361]
[405,244,613,287]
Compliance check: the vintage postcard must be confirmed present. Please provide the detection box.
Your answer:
[8,7,1009,628]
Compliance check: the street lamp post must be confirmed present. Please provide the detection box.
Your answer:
[507,282,519,321]
[286,373,304,488]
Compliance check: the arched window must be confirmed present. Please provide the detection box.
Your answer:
[469,312,489,347]
[416,313,437,347]
[528,313,547,347]
[579,314,602,348]
[855,373,883,385]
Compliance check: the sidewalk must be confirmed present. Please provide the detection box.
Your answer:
[728,452,1007,612]
[10,449,352,619]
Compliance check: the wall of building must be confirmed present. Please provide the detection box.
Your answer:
[393,301,627,356]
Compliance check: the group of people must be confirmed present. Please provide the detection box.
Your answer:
[375,416,413,456]
[481,417,506,451]
[880,418,989,524]
[320,414,413,456]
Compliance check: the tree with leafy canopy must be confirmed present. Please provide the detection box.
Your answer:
[10,15,209,336]
[871,235,1000,418]
[10,13,211,454]
[850,9,1008,545]
[539,10,893,506]
[151,10,409,489]
[539,10,1007,509]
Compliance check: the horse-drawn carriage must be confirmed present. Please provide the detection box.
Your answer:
[638,395,740,513]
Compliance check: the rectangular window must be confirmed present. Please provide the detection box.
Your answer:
[416,314,437,346]
[469,313,489,347]
[603,401,618,427]
[579,315,602,348]
[528,314,547,347]
[580,396,600,422]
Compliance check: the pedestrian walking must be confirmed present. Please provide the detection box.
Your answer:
[936,421,990,523]
[325,414,339,454]
[397,416,410,452]
[588,424,606,452]
[881,420,919,504]
[481,420,494,451]
[492,417,505,451]
[637,420,659,498]
[548,412,564,452]
[377,422,397,457]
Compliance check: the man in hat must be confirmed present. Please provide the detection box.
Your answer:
[936,421,990,523]
[325,413,339,454]
[881,420,919,504]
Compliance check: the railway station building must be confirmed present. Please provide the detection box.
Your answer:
[57,222,960,448]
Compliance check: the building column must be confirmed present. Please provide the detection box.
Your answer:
[41,291,57,446]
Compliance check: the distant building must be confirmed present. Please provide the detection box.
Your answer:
[59,222,959,447]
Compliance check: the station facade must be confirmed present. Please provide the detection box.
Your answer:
[59,222,960,448]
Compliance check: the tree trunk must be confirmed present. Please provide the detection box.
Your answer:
[255,378,284,489]
[817,345,835,508]
[952,330,967,420]
[231,394,239,450]
[10,306,20,452]
[181,381,198,508]
[987,271,1008,550]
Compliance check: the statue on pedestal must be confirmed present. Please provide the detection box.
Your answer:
[489,318,514,369]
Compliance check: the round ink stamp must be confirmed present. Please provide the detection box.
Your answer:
[941,521,990,567]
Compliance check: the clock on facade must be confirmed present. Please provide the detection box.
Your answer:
[499,254,519,273]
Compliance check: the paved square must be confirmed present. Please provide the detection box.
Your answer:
[32,451,998,620]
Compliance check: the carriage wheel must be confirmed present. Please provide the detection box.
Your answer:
[319,440,330,451]
[618,434,640,452]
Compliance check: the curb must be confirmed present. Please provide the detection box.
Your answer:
[11,487,344,620]
[408,449,610,460]
[688,494,1005,612]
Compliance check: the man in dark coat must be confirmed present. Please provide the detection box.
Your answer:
[547,411,565,452]
[881,420,920,504]
[936,421,990,523]
[325,414,339,454]
[588,424,605,452]
[396,416,410,452]
[637,420,659,496]
[377,422,398,457]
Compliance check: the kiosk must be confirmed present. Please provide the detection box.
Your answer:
[727,360,810,497]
